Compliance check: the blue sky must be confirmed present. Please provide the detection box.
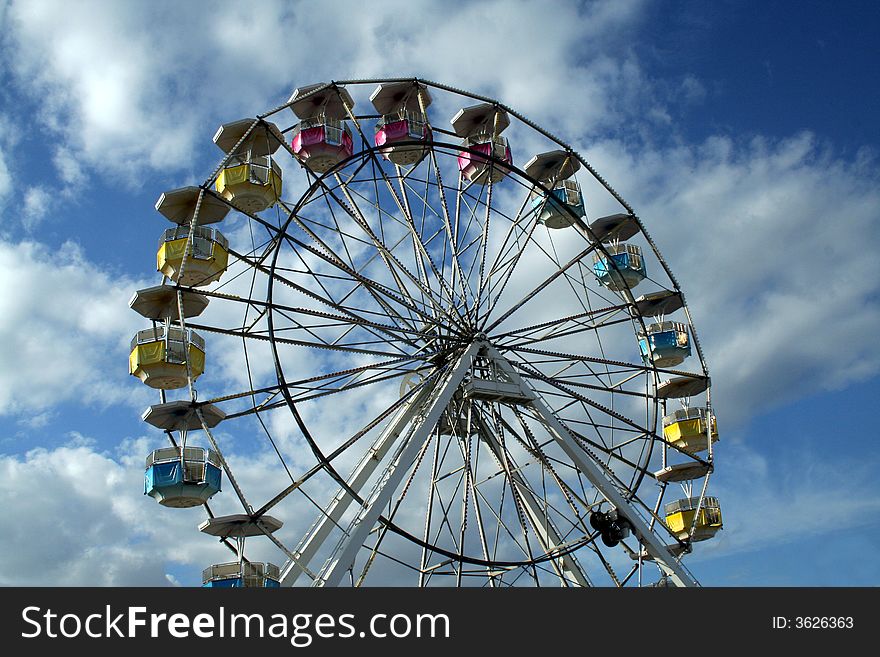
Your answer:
[0,0,878,587]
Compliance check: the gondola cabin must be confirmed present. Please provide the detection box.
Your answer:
[533,180,585,228]
[129,326,205,389]
[452,103,513,185]
[663,407,719,454]
[371,81,432,165]
[289,83,355,174]
[374,111,430,165]
[458,134,512,184]
[213,120,284,213]
[664,496,723,541]
[157,225,229,287]
[593,243,646,290]
[144,446,222,508]
[638,321,691,367]
[525,150,584,229]
[202,562,281,588]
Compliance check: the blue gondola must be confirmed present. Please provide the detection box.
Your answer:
[593,243,646,290]
[202,562,281,588]
[144,446,222,508]
[533,179,585,228]
[638,321,691,367]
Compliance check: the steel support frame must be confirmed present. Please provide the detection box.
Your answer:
[285,338,696,587]
[482,342,698,587]
[473,417,592,586]
[312,341,483,586]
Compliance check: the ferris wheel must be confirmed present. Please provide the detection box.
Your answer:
[128,78,722,588]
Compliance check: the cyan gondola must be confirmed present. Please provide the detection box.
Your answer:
[202,561,280,588]
[144,446,222,508]
[638,320,691,367]
[525,150,585,229]
[593,243,646,290]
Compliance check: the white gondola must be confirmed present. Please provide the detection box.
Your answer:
[129,285,209,321]
[155,186,230,226]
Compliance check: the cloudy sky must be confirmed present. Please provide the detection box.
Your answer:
[0,0,878,587]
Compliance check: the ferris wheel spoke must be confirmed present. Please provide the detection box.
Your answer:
[186,320,411,358]
[256,373,444,531]
[340,166,467,329]
[482,242,600,334]
[478,408,544,572]
[396,172,466,310]
[426,149,472,311]
[279,193,434,332]
[195,286,436,347]
[390,159,470,324]
[511,361,649,437]
[504,409,594,519]
[452,179,493,318]
[298,173,464,331]
[480,199,542,313]
[492,302,633,353]
[277,226,430,336]
[354,418,439,586]
[477,195,535,328]
[330,176,427,327]
[506,340,650,398]
[227,245,428,341]
[464,435,498,585]
[516,403,657,513]
[472,414,591,585]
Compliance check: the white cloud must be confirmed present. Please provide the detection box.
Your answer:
[0,441,166,585]
[0,239,152,415]
[22,185,53,231]
[0,115,13,203]
[52,146,87,189]
[0,432,341,585]
[691,441,880,563]
[2,0,657,186]
[581,131,880,422]
[0,153,9,203]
